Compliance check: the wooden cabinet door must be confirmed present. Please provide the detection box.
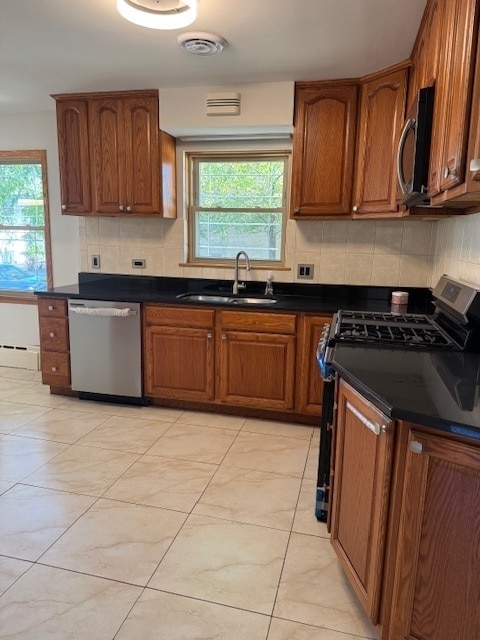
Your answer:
[295,314,331,415]
[290,82,358,218]
[330,381,393,623]
[429,0,479,197]
[219,330,296,411]
[144,325,215,402]
[389,429,480,640]
[55,99,92,214]
[90,97,125,214]
[408,0,443,111]
[123,95,161,214]
[352,65,408,216]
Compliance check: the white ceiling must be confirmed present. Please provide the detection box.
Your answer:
[0,0,427,115]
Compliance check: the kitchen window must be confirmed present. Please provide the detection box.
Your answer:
[0,150,52,301]
[186,151,289,265]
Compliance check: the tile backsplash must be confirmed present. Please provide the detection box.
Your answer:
[432,211,480,287]
[79,217,438,287]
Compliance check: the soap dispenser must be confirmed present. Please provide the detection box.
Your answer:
[265,271,274,296]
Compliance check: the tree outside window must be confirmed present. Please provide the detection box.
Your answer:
[0,150,52,296]
[187,152,289,264]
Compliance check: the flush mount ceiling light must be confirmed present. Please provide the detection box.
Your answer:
[177,32,226,55]
[117,0,197,30]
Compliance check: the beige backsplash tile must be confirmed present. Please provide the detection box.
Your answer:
[79,214,455,287]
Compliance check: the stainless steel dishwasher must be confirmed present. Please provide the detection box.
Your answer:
[68,299,143,403]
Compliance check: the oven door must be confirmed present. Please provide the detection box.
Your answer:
[315,378,335,523]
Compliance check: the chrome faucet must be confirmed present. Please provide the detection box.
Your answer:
[233,251,251,294]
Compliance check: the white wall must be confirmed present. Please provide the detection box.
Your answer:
[0,110,80,345]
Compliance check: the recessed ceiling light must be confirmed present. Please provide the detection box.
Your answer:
[177,32,227,56]
[117,0,197,30]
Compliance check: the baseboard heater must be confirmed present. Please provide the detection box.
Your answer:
[0,344,40,370]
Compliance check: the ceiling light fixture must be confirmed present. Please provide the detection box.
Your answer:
[117,0,198,30]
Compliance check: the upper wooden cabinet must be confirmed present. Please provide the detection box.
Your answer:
[428,0,479,201]
[55,100,91,214]
[53,90,176,218]
[407,0,442,111]
[291,64,408,220]
[290,81,359,219]
[352,64,408,217]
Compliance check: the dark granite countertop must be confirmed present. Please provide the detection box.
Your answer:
[333,345,480,440]
[36,272,434,315]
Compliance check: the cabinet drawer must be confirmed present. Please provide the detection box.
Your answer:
[38,297,67,318]
[40,318,69,352]
[144,305,215,328]
[220,310,297,334]
[41,351,71,386]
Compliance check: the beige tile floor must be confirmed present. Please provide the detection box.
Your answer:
[0,366,379,640]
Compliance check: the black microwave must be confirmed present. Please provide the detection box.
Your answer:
[396,86,435,206]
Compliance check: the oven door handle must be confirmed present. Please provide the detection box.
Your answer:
[346,400,387,435]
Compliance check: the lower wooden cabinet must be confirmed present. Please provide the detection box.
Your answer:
[37,297,71,388]
[218,310,297,411]
[143,304,324,419]
[387,427,480,640]
[331,380,394,623]
[143,306,215,402]
[331,380,480,640]
[295,315,331,415]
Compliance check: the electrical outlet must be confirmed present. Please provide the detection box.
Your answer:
[297,263,314,279]
[132,259,146,269]
[91,255,100,269]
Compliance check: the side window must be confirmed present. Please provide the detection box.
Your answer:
[0,150,52,298]
[187,152,289,264]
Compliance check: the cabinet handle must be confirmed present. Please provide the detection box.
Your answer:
[352,205,358,212]
[470,158,480,172]
[443,166,458,180]
[61,204,66,211]
[48,305,53,311]
[409,440,423,454]
[51,366,57,372]
[346,400,387,436]
[126,206,132,212]
[49,332,55,338]
[207,332,213,339]
[222,333,227,340]
[294,207,300,214]
[119,205,124,212]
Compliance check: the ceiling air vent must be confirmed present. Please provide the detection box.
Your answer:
[206,92,241,116]
[176,32,226,56]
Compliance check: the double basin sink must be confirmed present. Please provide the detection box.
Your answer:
[177,293,277,305]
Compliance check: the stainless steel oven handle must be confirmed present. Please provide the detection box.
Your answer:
[396,117,416,195]
[346,400,387,436]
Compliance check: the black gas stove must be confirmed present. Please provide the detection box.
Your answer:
[317,276,480,381]
[314,275,480,522]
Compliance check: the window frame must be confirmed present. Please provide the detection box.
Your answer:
[186,150,290,267]
[0,149,53,304]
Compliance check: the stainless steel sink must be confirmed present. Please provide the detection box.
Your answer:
[177,293,277,305]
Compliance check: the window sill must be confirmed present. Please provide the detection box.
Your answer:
[180,262,291,271]
[0,292,39,305]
